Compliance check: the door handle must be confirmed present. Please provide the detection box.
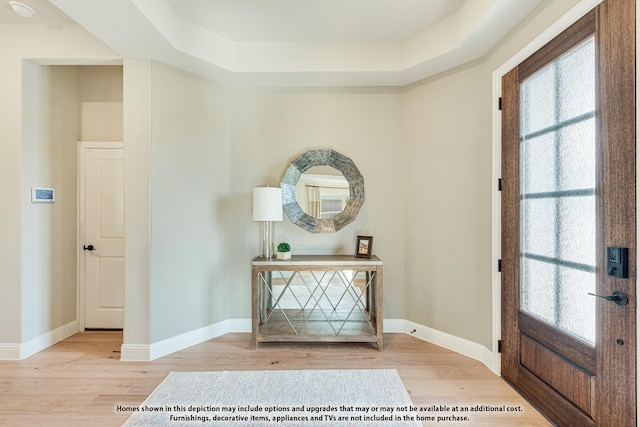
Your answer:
[588,291,628,306]
[83,244,95,251]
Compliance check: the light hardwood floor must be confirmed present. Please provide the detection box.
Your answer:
[0,332,551,426]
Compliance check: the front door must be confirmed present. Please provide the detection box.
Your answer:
[501,1,636,426]
[80,144,125,329]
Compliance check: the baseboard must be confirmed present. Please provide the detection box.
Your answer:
[120,317,497,374]
[120,318,251,362]
[0,343,21,360]
[0,320,79,360]
[381,318,406,333]
[21,320,78,359]
[1,316,498,372]
[402,319,497,374]
[120,344,151,361]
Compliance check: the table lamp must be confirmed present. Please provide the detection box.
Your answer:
[252,186,283,259]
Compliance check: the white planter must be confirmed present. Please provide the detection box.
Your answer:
[277,251,291,260]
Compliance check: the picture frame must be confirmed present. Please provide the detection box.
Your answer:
[355,235,373,258]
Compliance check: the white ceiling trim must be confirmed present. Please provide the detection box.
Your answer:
[50,0,543,87]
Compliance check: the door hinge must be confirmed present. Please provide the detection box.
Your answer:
[498,178,502,191]
[498,340,502,353]
[498,259,502,272]
[498,97,503,110]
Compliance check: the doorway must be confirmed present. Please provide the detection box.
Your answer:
[500,1,636,425]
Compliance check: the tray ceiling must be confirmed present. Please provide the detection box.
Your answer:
[14,0,543,86]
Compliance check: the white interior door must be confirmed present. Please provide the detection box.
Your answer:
[81,144,124,329]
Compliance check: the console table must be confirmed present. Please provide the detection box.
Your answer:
[251,255,383,350]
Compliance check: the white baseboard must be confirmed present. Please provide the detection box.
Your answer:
[5,317,498,373]
[120,317,498,374]
[120,344,151,361]
[21,320,78,359]
[0,320,78,360]
[120,318,251,362]
[382,318,406,333]
[0,343,21,360]
[402,319,497,374]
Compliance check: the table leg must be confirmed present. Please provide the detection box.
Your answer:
[251,267,259,349]
[375,266,384,351]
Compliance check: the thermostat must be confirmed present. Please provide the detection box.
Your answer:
[31,187,55,203]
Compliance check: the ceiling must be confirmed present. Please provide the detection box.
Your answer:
[0,0,72,26]
[5,0,543,86]
[165,0,466,43]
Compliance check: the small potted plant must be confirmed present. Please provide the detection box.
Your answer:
[277,242,291,260]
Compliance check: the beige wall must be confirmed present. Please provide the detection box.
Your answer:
[402,0,582,348]
[1,0,591,356]
[21,64,80,341]
[404,64,491,345]
[123,60,234,346]
[229,88,407,318]
[122,58,152,347]
[79,66,123,141]
[0,22,118,344]
[19,64,122,343]
[147,62,233,342]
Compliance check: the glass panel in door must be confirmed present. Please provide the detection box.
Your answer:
[519,37,596,345]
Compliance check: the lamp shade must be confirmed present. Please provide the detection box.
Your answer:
[252,187,283,221]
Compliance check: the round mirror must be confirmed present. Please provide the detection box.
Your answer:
[296,166,350,219]
[281,150,364,233]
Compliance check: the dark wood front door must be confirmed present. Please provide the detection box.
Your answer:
[501,1,636,426]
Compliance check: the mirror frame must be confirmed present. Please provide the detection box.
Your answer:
[281,149,365,233]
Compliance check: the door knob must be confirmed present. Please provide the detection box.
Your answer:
[83,244,95,251]
[588,291,628,306]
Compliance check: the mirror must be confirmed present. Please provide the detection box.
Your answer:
[281,150,364,233]
[296,166,350,219]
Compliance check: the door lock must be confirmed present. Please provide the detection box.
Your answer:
[588,291,629,306]
[607,247,629,278]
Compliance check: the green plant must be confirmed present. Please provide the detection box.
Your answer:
[277,242,291,252]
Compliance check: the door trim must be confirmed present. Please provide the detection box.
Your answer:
[77,141,124,331]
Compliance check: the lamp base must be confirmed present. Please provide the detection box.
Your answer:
[259,221,275,259]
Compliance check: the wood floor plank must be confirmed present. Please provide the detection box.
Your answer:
[0,331,551,426]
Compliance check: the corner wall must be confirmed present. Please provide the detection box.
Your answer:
[122,58,152,350]
[0,21,118,349]
[20,64,80,342]
[148,62,233,343]
[402,0,582,349]
[404,64,492,347]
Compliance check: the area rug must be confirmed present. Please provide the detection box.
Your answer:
[122,369,421,426]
